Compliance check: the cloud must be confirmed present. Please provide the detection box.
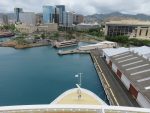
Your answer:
[0,0,150,15]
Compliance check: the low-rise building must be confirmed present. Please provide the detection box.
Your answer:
[105,20,150,40]
[79,41,117,51]
[16,23,58,34]
[15,24,37,34]
[37,23,58,32]
[102,46,150,108]
[75,23,100,31]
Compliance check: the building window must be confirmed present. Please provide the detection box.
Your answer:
[139,29,142,36]
[146,29,148,36]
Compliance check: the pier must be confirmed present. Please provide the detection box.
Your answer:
[56,47,140,107]
[58,49,90,55]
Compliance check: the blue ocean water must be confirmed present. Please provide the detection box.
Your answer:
[0,37,12,42]
[0,43,108,106]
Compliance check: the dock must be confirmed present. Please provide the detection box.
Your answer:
[57,47,140,107]
[58,49,90,55]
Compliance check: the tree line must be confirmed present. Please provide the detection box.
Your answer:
[106,35,150,46]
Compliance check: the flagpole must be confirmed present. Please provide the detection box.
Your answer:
[75,73,83,87]
[79,73,82,86]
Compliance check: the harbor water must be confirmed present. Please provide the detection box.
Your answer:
[0,42,108,106]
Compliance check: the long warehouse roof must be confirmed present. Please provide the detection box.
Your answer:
[110,52,150,103]
[102,46,150,103]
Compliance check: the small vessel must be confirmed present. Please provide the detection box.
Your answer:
[53,39,78,48]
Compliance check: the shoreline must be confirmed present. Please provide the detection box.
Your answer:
[0,38,101,49]
[0,41,51,49]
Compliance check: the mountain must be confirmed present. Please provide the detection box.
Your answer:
[84,12,150,23]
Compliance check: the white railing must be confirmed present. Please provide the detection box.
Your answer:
[0,104,149,113]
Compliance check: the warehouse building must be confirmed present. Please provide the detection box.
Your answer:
[102,46,150,108]
[79,41,117,51]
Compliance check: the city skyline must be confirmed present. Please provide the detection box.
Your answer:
[1,0,150,15]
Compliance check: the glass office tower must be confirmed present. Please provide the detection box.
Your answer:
[56,5,65,25]
[43,6,55,23]
[14,8,23,22]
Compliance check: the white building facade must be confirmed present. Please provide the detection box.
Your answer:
[63,12,73,27]
[20,12,36,25]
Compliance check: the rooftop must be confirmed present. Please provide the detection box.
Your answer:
[80,41,116,48]
[130,46,150,59]
[78,23,99,26]
[103,46,150,59]
[103,47,129,57]
[110,52,150,103]
[106,20,150,26]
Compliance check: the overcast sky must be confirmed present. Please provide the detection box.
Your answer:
[0,0,150,15]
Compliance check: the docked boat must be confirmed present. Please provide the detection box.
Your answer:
[53,39,78,48]
[0,84,149,113]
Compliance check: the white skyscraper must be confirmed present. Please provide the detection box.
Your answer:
[63,11,73,27]
[20,12,36,25]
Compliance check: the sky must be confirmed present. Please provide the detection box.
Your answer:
[0,0,150,15]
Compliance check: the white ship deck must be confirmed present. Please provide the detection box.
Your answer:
[51,88,106,105]
[0,88,149,113]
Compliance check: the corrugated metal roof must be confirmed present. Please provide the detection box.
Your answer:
[102,47,129,57]
[103,46,150,59]
[130,46,150,55]
[110,52,150,103]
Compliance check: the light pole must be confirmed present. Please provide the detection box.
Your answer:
[75,73,83,87]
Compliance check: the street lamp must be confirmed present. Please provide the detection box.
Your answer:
[75,73,83,87]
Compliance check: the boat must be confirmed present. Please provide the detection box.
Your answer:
[53,39,78,48]
[0,84,149,113]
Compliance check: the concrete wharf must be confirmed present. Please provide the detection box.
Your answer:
[90,49,139,107]
[57,47,140,107]
[58,49,90,55]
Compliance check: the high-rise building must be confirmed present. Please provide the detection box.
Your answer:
[76,14,84,24]
[14,8,23,22]
[56,5,65,25]
[54,7,59,24]
[2,14,8,25]
[73,13,84,25]
[36,13,43,25]
[19,12,36,25]
[7,13,16,24]
[43,6,60,24]
[43,6,55,23]
[63,11,73,27]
